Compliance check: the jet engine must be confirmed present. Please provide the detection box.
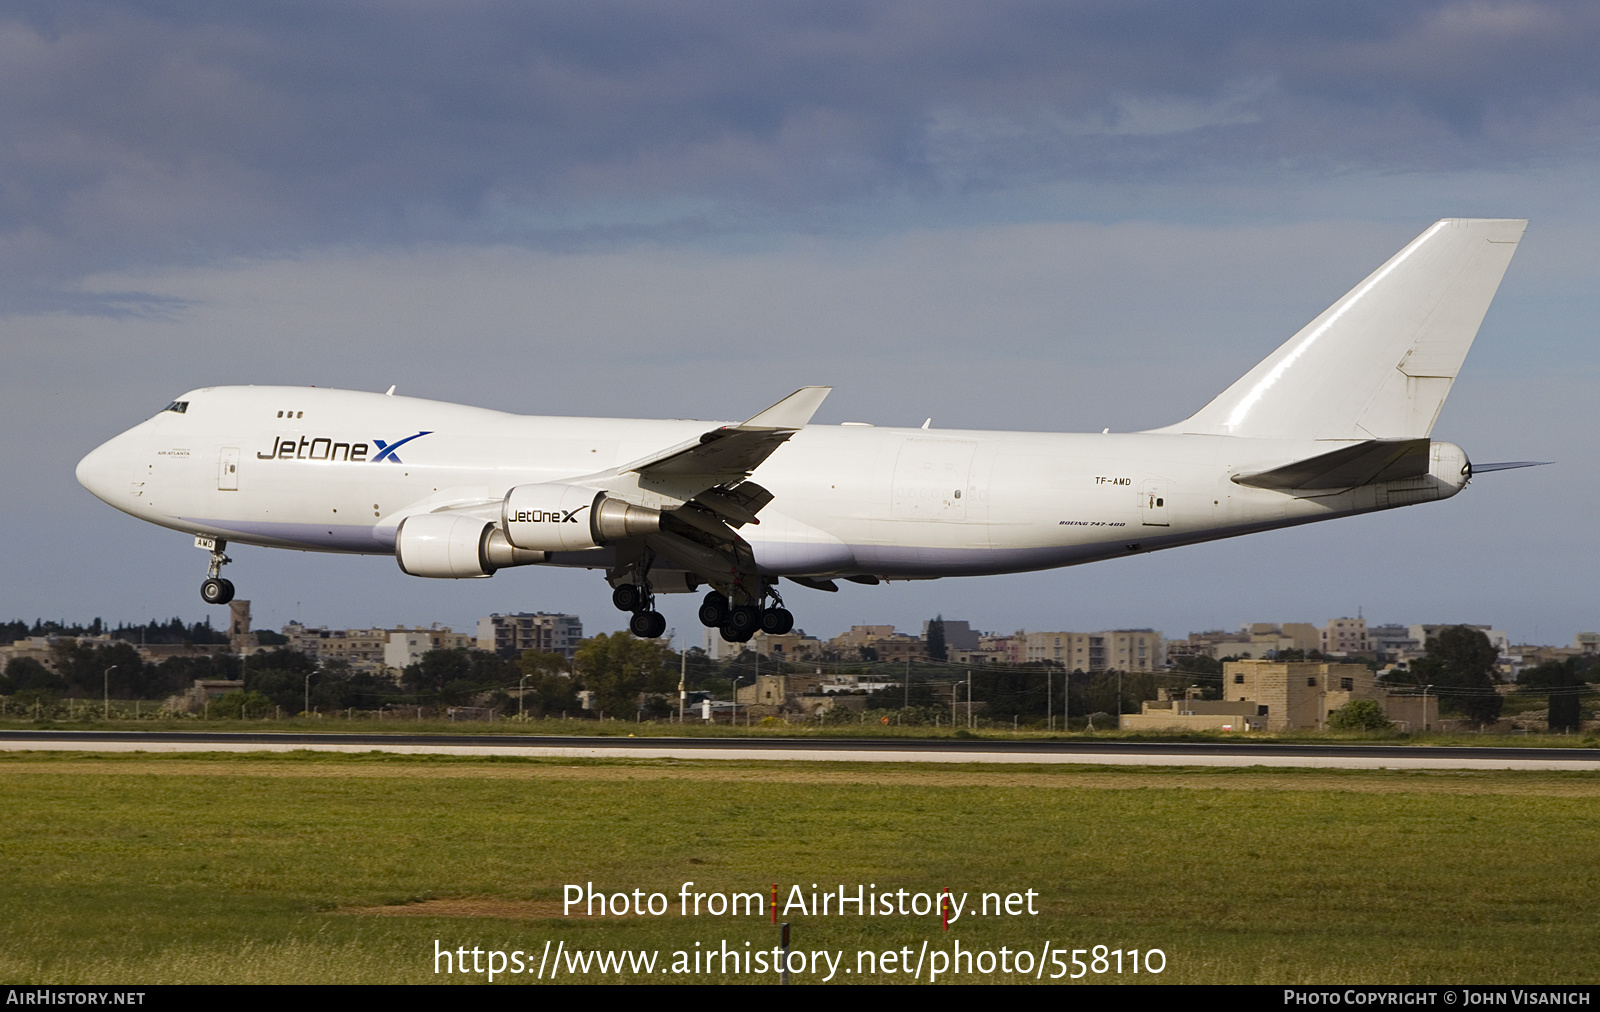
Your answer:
[395,513,545,578]
[502,483,661,551]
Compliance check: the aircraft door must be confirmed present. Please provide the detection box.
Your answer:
[1140,480,1170,526]
[218,447,240,491]
[892,438,976,521]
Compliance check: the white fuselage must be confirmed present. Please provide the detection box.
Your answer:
[75,385,1466,581]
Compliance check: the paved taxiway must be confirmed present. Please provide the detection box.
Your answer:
[3,730,1599,770]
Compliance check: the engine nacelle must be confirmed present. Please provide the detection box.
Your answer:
[395,513,545,578]
[502,483,660,551]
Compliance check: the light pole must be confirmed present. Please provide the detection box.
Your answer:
[103,665,117,720]
[519,671,530,721]
[304,671,316,717]
[678,637,686,724]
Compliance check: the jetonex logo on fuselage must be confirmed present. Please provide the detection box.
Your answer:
[256,431,432,463]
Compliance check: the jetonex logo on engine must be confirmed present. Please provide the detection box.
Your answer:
[511,507,586,524]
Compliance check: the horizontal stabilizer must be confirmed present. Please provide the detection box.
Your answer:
[1234,438,1431,490]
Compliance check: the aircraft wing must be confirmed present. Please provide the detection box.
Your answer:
[618,386,831,481]
[1233,438,1432,491]
[567,386,830,516]
[551,387,832,598]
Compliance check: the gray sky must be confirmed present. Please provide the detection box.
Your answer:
[4,2,1597,646]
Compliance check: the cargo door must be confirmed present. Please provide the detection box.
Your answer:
[892,439,976,521]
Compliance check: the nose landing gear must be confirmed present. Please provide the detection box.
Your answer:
[195,535,235,605]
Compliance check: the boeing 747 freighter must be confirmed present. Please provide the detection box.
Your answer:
[77,218,1534,641]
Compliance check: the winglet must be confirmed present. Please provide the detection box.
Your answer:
[738,386,831,430]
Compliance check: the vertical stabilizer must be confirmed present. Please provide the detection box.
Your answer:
[1155,218,1525,440]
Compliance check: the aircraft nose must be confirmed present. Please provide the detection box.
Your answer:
[76,436,130,505]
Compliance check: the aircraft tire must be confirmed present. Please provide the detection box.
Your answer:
[201,578,234,606]
[760,607,794,635]
[720,624,753,644]
[612,584,642,612]
[697,591,729,628]
[727,604,761,636]
[630,610,667,639]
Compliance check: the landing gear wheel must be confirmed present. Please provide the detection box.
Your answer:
[612,584,643,612]
[760,607,794,635]
[726,604,761,637]
[697,591,729,628]
[720,624,754,644]
[201,578,234,606]
[629,610,667,639]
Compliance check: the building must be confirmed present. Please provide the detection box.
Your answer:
[227,600,258,655]
[1226,659,1376,730]
[922,619,980,653]
[1018,630,1165,671]
[476,613,584,659]
[384,626,475,669]
[1320,618,1370,656]
[1125,659,1436,732]
[1367,624,1423,664]
[826,626,927,663]
[282,623,394,669]
[1121,688,1266,732]
[749,631,826,661]
[1201,623,1322,660]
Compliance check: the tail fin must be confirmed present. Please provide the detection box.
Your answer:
[1155,218,1525,440]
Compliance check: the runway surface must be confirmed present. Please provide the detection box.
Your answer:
[3,729,1599,770]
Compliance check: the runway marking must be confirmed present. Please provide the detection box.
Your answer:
[5,738,1600,770]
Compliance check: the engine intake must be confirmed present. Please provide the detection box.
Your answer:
[396,513,545,578]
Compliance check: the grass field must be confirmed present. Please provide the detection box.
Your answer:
[2,751,1598,984]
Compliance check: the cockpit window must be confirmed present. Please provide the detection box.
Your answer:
[163,401,189,414]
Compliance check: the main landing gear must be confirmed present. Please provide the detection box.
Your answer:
[613,581,668,639]
[196,536,235,605]
[696,588,792,643]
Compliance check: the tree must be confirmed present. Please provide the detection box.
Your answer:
[1405,626,1503,727]
[4,657,65,696]
[1519,659,1585,732]
[209,690,273,719]
[516,650,577,716]
[574,633,674,714]
[926,616,948,662]
[1327,699,1392,731]
[401,648,517,706]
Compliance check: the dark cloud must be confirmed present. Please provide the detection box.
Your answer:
[3,1,1600,306]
